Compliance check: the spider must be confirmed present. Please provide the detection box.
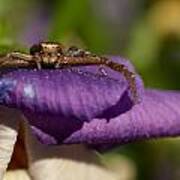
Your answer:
[0,42,138,103]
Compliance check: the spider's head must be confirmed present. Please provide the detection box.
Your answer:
[30,42,64,55]
[30,42,65,64]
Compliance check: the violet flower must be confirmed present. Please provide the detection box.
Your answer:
[0,56,180,148]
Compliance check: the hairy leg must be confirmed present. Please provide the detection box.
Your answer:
[7,52,33,61]
[56,56,138,103]
[0,53,35,69]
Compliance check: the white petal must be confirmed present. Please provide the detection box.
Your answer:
[3,170,30,180]
[0,106,20,180]
[25,123,119,180]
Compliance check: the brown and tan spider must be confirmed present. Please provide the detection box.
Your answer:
[0,42,138,103]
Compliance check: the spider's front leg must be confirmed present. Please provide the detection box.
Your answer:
[7,52,32,61]
[8,52,42,68]
[0,52,36,69]
[55,58,66,69]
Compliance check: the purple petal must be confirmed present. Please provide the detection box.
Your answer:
[0,57,145,145]
[65,89,180,145]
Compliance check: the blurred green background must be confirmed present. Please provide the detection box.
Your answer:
[1,0,180,179]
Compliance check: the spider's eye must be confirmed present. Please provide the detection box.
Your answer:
[56,44,64,55]
[67,46,86,57]
[68,46,79,52]
[30,44,43,55]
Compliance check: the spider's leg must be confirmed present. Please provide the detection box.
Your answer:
[102,58,138,103]
[56,56,138,103]
[7,52,42,69]
[0,52,33,66]
[7,52,33,62]
[0,52,36,69]
[55,62,73,72]
[0,58,33,69]
[56,56,102,66]
[55,61,62,68]
[36,62,42,70]
[55,63,59,68]
[0,55,9,65]
[55,56,67,68]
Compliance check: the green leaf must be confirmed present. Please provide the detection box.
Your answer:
[49,0,88,41]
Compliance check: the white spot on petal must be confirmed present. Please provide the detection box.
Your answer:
[24,84,35,98]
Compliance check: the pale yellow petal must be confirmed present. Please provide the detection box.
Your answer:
[149,0,180,36]
[3,170,30,180]
[24,123,120,180]
[0,106,21,180]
